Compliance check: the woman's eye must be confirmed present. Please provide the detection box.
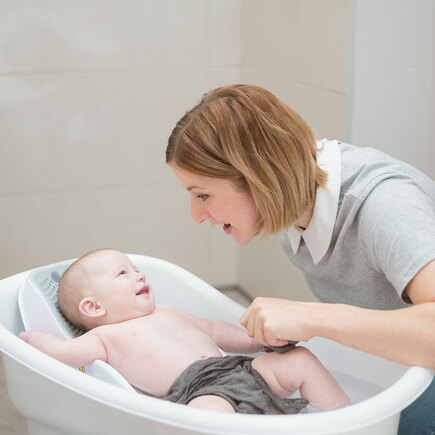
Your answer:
[196,194,209,202]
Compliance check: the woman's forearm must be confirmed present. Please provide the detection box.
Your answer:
[240,298,435,367]
[312,302,435,368]
[307,260,435,366]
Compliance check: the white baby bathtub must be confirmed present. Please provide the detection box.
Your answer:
[0,254,433,435]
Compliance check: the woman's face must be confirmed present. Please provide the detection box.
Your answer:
[172,166,259,245]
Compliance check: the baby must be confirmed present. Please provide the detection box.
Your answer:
[20,249,350,414]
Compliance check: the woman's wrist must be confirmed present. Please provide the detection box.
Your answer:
[306,302,386,356]
[305,302,349,341]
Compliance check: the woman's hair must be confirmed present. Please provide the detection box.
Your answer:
[166,84,327,236]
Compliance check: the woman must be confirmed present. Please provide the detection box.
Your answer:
[166,84,434,433]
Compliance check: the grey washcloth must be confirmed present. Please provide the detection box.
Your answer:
[265,341,299,353]
[163,355,308,414]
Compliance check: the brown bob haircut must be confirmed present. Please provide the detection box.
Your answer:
[166,84,327,236]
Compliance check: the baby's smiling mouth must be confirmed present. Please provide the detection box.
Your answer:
[136,284,150,296]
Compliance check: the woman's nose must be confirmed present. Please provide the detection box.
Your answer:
[190,200,210,224]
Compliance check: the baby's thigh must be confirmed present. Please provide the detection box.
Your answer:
[187,395,235,413]
[252,347,319,397]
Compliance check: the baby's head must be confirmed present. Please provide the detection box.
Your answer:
[58,249,155,331]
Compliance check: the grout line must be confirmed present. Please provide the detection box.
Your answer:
[0,180,179,200]
[0,65,242,79]
[241,67,348,97]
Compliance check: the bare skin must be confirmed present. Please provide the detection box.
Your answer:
[20,250,350,413]
[20,306,349,411]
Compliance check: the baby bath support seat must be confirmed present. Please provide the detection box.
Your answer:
[0,254,433,435]
[18,260,135,392]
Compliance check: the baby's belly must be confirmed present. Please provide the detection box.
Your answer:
[114,340,223,396]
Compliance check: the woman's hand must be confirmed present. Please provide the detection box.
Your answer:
[239,297,321,346]
[241,291,435,367]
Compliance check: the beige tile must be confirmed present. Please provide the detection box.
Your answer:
[0,0,209,73]
[241,70,348,140]
[0,183,239,288]
[298,0,350,93]
[0,70,210,196]
[350,1,435,178]
[208,224,240,287]
[0,355,27,434]
[241,0,350,94]
[211,0,241,67]
[210,68,241,88]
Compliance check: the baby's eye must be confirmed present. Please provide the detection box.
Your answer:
[196,194,209,202]
[119,270,127,276]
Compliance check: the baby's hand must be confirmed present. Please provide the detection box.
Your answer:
[18,330,60,350]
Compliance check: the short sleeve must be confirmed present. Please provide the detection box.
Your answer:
[356,176,435,303]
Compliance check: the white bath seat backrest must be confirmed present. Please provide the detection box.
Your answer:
[18,260,136,392]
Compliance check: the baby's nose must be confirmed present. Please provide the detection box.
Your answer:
[137,272,146,282]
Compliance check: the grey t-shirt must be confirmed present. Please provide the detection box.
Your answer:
[278,143,435,310]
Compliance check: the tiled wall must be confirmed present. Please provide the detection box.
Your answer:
[238,0,350,301]
[0,0,241,287]
[241,0,349,139]
[349,0,435,179]
[0,1,353,303]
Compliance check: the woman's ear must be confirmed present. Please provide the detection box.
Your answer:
[79,297,106,318]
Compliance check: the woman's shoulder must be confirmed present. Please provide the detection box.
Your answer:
[338,142,434,203]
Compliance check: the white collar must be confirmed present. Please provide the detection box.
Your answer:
[286,139,341,264]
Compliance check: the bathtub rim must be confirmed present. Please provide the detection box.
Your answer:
[0,258,434,434]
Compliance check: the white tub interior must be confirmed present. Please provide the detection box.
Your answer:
[0,254,433,435]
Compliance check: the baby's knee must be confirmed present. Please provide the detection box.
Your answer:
[187,395,235,413]
[283,346,317,364]
[277,346,324,377]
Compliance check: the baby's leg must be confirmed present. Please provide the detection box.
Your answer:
[187,395,235,413]
[252,347,350,411]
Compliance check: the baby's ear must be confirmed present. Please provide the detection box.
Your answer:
[79,297,106,318]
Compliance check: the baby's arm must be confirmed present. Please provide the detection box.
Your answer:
[19,330,107,368]
[208,320,265,353]
[172,308,263,354]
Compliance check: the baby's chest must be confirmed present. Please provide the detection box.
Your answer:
[106,315,195,355]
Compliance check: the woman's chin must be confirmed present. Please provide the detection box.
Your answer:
[232,231,255,246]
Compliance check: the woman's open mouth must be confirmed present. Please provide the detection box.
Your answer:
[223,223,232,234]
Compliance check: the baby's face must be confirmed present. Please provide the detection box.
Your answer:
[87,250,156,324]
